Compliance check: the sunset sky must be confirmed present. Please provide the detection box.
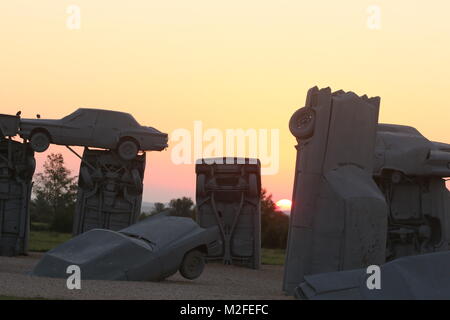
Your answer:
[1,1,449,203]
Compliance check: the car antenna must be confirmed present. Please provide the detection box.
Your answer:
[36,114,41,119]
[16,110,21,116]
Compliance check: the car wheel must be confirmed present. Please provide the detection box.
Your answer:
[289,107,315,139]
[179,250,205,280]
[117,139,139,161]
[30,132,50,152]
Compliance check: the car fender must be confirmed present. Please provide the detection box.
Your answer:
[19,119,63,142]
[117,130,141,146]
[160,225,220,272]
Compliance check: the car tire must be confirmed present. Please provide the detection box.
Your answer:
[117,139,139,161]
[30,131,50,152]
[289,107,315,139]
[179,250,205,280]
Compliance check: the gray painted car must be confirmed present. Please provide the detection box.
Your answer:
[295,250,450,300]
[0,114,20,137]
[196,157,261,269]
[284,86,450,296]
[0,139,35,256]
[72,148,146,235]
[19,108,168,160]
[31,213,220,281]
[284,87,387,295]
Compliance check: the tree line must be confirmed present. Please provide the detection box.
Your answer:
[31,153,289,249]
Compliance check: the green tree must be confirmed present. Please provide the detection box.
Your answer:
[168,197,195,219]
[260,188,289,249]
[151,202,167,215]
[138,202,168,221]
[31,153,77,232]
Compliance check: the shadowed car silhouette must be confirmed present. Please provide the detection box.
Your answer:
[31,213,220,281]
[19,108,168,160]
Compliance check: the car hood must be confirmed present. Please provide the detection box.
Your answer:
[31,214,219,281]
[120,213,205,249]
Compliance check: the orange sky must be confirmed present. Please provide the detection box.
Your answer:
[1,1,449,202]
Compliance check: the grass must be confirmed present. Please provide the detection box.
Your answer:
[261,248,285,265]
[28,231,286,266]
[28,231,72,252]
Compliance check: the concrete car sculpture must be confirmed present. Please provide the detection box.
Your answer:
[284,86,388,295]
[373,124,450,261]
[32,213,220,281]
[295,250,450,300]
[284,86,450,297]
[0,114,20,138]
[0,138,35,256]
[196,157,262,269]
[19,108,168,160]
[72,148,146,235]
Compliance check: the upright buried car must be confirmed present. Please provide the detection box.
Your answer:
[72,148,146,235]
[19,108,168,160]
[196,157,262,269]
[32,213,220,281]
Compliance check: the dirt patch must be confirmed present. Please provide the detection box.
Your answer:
[0,253,291,300]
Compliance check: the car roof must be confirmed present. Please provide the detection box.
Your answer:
[76,108,135,118]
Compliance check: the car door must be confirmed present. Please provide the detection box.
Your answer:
[60,110,98,146]
[92,111,121,149]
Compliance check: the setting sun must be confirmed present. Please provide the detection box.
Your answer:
[276,199,292,212]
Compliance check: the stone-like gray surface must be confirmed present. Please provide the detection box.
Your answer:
[295,250,450,300]
[196,157,261,269]
[284,87,387,295]
[32,213,219,281]
[374,124,450,261]
[0,139,35,256]
[0,109,169,256]
[72,148,146,235]
[284,86,450,297]
[19,108,168,158]
[0,114,20,137]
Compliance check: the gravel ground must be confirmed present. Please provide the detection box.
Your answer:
[0,253,290,300]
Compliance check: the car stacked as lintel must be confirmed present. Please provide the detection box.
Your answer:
[0,109,169,257]
[14,108,168,160]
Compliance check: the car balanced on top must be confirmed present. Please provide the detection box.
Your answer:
[16,108,168,160]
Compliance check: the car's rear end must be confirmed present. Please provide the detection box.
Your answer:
[0,114,20,137]
[126,126,168,151]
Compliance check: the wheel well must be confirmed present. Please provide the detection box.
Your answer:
[191,244,208,255]
[118,136,140,150]
[30,128,51,142]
